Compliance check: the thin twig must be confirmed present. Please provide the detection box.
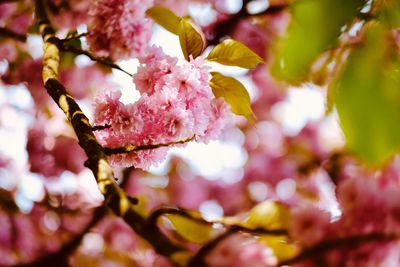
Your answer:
[92,124,111,131]
[148,206,288,267]
[104,135,195,155]
[187,228,238,267]
[14,206,108,267]
[148,206,212,228]
[0,27,27,42]
[207,3,288,46]
[60,32,87,43]
[278,233,398,266]
[60,45,133,77]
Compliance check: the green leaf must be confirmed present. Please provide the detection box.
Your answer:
[146,6,181,34]
[178,19,204,60]
[207,39,264,68]
[334,23,400,164]
[209,72,255,123]
[165,213,214,244]
[245,200,290,230]
[64,32,82,50]
[271,0,367,84]
[379,0,400,27]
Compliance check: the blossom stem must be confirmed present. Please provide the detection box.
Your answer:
[104,135,195,155]
[59,44,133,77]
[34,0,184,261]
[0,27,27,42]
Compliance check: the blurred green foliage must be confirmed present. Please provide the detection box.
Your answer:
[334,23,400,164]
[271,0,366,83]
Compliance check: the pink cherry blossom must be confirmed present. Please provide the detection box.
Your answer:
[87,0,153,60]
[94,47,233,169]
[47,0,91,29]
[205,234,277,267]
[27,121,86,178]
[289,205,331,246]
[154,0,189,16]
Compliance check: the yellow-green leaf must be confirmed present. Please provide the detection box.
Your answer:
[165,214,214,244]
[209,72,255,123]
[170,251,192,267]
[334,23,400,164]
[258,236,297,261]
[271,0,367,84]
[146,6,181,34]
[245,200,290,230]
[178,19,204,60]
[379,0,400,28]
[207,39,264,68]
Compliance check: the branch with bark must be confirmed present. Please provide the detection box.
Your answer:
[59,44,133,77]
[14,206,108,267]
[278,233,397,266]
[34,0,184,262]
[0,27,27,42]
[207,1,288,46]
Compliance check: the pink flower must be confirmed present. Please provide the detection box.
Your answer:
[0,41,17,62]
[94,47,233,169]
[0,2,33,34]
[154,0,189,16]
[60,64,113,100]
[47,0,91,29]
[289,205,331,246]
[87,0,153,60]
[26,122,86,178]
[1,58,48,107]
[205,234,277,267]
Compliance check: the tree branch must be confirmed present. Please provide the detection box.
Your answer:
[34,0,184,261]
[0,27,27,42]
[0,0,21,3]
[187,228,237,267]
[207,3,287,46]
[278,233,398,266]
[148,206,212,228]
[104,136,195,155]
[60,44,133,77]
[60,32,87,43]
[148,206,288,267]
[14,206,108,267]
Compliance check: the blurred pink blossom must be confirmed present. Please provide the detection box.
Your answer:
[87,0,153,60]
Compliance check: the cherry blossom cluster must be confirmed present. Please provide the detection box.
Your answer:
[27,121,86,178]
[94,46,233,169]
[206,233,277,267]
[86,0,154,60]
[2,59,111,107]
[46,0,91,29]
